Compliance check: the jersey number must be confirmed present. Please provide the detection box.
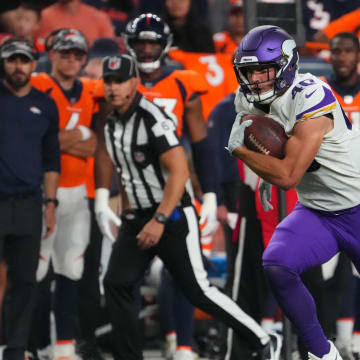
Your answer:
[65,112,81,130]
[199,55,224,87]
[153,98,178,126]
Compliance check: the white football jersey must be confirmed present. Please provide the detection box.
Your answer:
[235,73,360,211]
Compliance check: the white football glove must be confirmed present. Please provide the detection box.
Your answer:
[199,192,218,236]
[258,178,274,212]
[226,113,253,155]
[95,188,121,243]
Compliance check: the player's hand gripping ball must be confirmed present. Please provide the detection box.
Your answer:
[241,114,288,159]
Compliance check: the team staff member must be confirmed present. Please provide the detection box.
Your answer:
[30,29,97,360]
[0,37,60,360]
[94,54,281,360]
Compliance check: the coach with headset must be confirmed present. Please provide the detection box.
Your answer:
[0,37,60,360]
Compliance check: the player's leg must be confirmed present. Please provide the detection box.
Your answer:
[262,203,340,358]
[51,185,91,360]
[103,212,154,360]
[157,205,271,356]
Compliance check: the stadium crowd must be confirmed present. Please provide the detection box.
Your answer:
[0,1,359,360]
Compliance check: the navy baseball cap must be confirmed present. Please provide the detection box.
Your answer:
[102,54,139,82]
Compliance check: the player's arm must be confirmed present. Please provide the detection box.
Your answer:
[233,115,333,189]
[63,134,97,158]
[59,128,96,154]
[94,100,120,242]
[184,94,219,235]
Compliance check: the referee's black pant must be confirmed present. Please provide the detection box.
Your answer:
[104,205,268,360]
[0,195,42,360]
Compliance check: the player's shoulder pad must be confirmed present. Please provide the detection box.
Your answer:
[292,74,336,121]
[173,69,208,93]
[30,72,52,89]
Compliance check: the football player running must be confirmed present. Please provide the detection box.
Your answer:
[228,25,360,360]
[30,29,98,360]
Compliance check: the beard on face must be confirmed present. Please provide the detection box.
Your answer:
[4,70,30,90]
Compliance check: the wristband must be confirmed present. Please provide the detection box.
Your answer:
[95,188,110,212]
[44,198,59,207]
[78,125,91,141]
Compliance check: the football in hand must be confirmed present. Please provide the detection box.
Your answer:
[241,114,288,159]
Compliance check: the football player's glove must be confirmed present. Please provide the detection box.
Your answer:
[226,113,252,155]
[95,188,121,243]
[259,178,273,212]
[200,192,218,236]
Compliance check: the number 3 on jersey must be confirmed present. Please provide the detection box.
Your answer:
[153,98,178,126]
[65,112,81,130]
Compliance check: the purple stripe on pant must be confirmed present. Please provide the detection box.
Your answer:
[263,202,360,357]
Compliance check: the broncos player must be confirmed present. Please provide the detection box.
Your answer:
[30,29,97,360]
[228,25,360,360]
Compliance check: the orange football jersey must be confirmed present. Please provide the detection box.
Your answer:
[320,76,360,128]
[168,50,238,121]
[31,73,98,188]
[138,69,208,137]
[213,31,238,55]
[90,69,208,138]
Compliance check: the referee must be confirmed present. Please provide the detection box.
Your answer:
[0,38,60,360]
[94,54,280,360]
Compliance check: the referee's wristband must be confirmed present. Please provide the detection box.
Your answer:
[78,125,91,141]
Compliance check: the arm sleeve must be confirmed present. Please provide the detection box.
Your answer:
[191,135,219,195]
[42,98,61,173]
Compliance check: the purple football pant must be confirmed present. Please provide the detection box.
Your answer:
[263,202,360,357]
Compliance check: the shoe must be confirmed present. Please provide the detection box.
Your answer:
[308,341,343,360]
[259,332,283,360]
[163,333,177,360]
[174,348,194,360]
[76,341,104,360]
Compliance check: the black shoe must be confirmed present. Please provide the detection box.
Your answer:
[76,341,105,360]
[258,333,283,360]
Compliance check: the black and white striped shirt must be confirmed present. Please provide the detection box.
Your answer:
[105,92,193,210]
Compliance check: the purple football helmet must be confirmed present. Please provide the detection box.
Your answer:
[233,25,299,104]
[123,14,173,73]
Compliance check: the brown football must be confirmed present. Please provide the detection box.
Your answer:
[241,114,288,159]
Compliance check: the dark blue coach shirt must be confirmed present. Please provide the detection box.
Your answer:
[0,81,60,197]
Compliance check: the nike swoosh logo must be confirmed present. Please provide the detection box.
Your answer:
[305,89,317,98]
